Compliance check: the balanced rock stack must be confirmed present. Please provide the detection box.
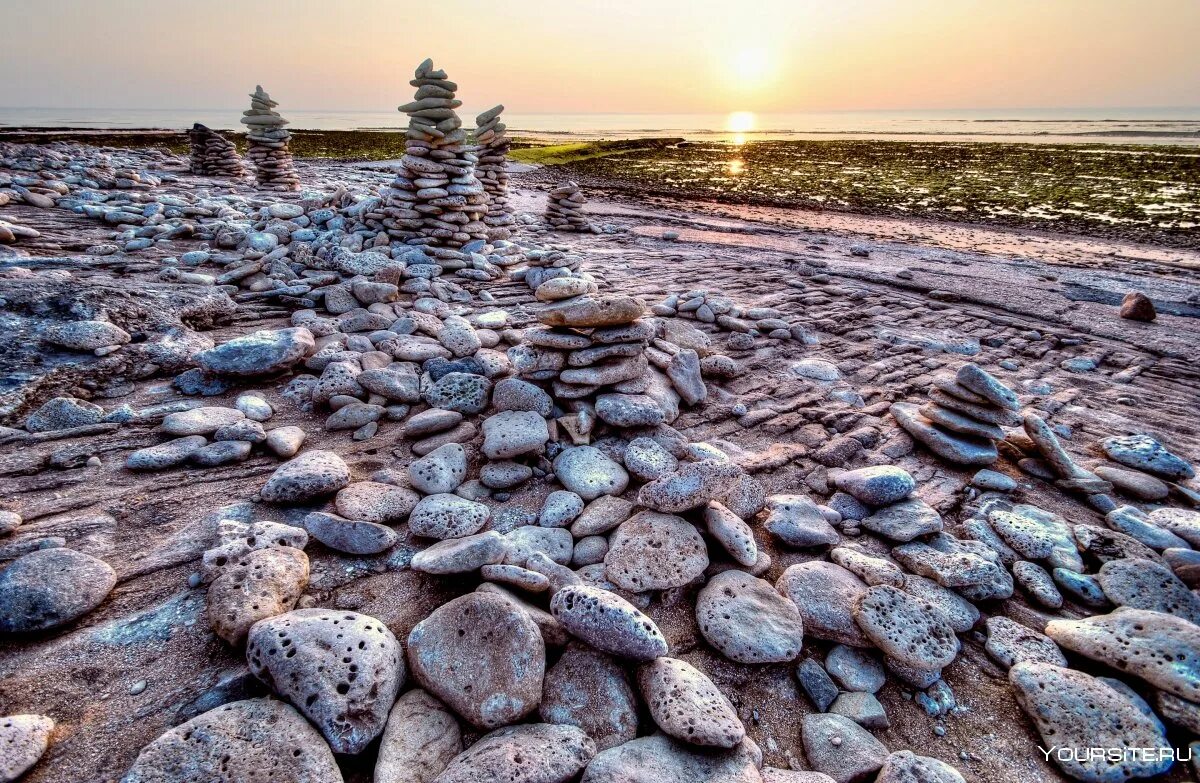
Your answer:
[187,123,245,179]
[383,59,488,248]
[473,104,515,240]
[545,181,592,231]
[241,85,300,192]
[891,363,1019,466]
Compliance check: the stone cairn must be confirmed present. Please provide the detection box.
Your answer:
[241,85,300,192]
[382,59,488,248]
[473,105,514,240]
[187,123,245,179]
[545,181,592,231]
[891,363,1019,466]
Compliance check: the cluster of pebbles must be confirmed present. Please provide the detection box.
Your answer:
[381,60,488,249]
[545,181,592,231]
[3,81,1200,783]
[473,104,515,241]
[186,123,246,180]
[241,86,300,192]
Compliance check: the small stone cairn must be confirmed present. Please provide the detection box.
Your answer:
[383,59,488,248]
[187,123,245,179]
[473,105,515,240]
[241,86,300,192]
[891,363,1020,466]
[545,181,592,231]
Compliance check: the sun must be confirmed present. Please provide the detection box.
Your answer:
[732,48,771,82]
[727,111,755,133]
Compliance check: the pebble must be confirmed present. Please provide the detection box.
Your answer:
[206,546,308,645]
[408,493,490,539]
[1009,662,1171,782]
[638,656,745,748]
[195,327,315,376]
[796,658,840,712]
[407,592,545,728]
[246,609,403,753]
[859,497,943,542]
[776,561,870,646]
[301,512,397,555]
[830,691,889,730]
[984,616,1066,669]
[408,443,469,494]
[334,481,419,524]
[553,446,629,501]
[411,531,507,574]
[833,466,915,507]
[265,426,306,458]
[703,501,757,567]
[764,494,840,548]
[539,490,585,527]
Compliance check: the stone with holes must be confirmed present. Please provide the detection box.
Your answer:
[246,609,404,754]
[549,584,668,661]
[638,657,745,748]
[1098,557,1200,624]
[434,723,595,783]
[207,546,309,646]
[0,714,54,782]
[540,642,639,751]
[852,585,959,670]
[260,451,351,504]
[605,511,708,592]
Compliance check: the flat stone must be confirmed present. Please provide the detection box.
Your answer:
[162,406,244,436]
[764,494,839,548]
[703,501,757,567]
[45,319,130,350]
[1009,662,1172,783]
[987,504,1082,571]
[538,295,645,328]
[302,512,397,555]
[595,394,665,428]
[825,645,886,693]
[0,548,116,632]
[375,688,461,783]
[265,426,306,458]
[1104,505,1188,550]
[411,531,507,574]
[875,752,966,783]
[955,363,1019,411]
[638,657,745,748]
[334,481,419,524]
[504,526,573,567]
[1046,609,1200,701]
[796,658,839,711]
[407,592,545,728]
[409,494,489,539]
[403,408,463,438]
[482,410,549,459]
[553,447,629,501]
[605,511,708,591]
[801,713,888,783]
[1095,466,1170,501]
[852,585,959,670]
[540,642,638,751]
[1149,508,1200,548]
[25,396,105,432]
[638,460,742,514]
[580,734,760,783]
[776,562,870,646]
[424,372,492,414]
[833,466,915,507]
[434,723,595,783]
[195,327,315,376]
[891,402,998,465]
[246,609,403,754]
[696,570,804,663]
[984,616,1066,669]
[549,584,668,661]
[260,450,351,504]
[1098,557,1200,623]
[829,691,889,730]
[571,496,634,537]
[127,435,208,470]
[1101,434,1194,481]
[860,497,942,542]
[121,698,341,783]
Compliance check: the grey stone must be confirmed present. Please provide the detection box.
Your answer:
[549,584,668,661]
[1009,662,1172,783]
[776,562,870,646]
[0,714,54,783]
[407,592,545,728]
[829,691,889,730]
[207,546,308,645]
[580,734,759,783]
[1097,557,1200,623]
[482,411,549,459]
[571,495,634,537]
[638,657,744,748]
[0,547,116,632]
[852,585,959,670]
[955,363,1019,411]
[696,570,804,663]
[302,512,397,555]
[825,645,886,693]
[539,491,585,528]
[638,460,741,514]
[703,501,757,567]
[605,511,708,591]
[875,752,966,783]
[409,443,469,494]
[411,532,507,574]
[796,658,839,711]
[424,372,492,414]
[260,451,351,504]
[492,378,554,416]
[504,526,574,566]
[434,723,595,783]
[539,642,638,751]
[554,447,629,501]
[1011,561,1063,609]
[409,494,489,539]
[860,497,942,542]
[25,396,105,432]
[623,437,678,481]
[196,327,315,376]
[375,689,461,783]
[984,616,1066,669]
[801,713,889,783]
[127,435,208,470]
[764,494,839,548]
[890,402,998,466]
[246,609,403,753]
[833,466,915,507]
[1101,434,1194,481]
[162,406,244,436]
[595,394,665,428]
[121,698,341,783]
[334,481,419,524]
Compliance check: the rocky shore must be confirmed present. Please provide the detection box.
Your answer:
[1,80,1200,783]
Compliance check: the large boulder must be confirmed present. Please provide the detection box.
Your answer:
[0,548,116,633]
[195,327,315,376]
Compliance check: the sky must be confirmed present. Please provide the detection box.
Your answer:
[1,0,1198,114]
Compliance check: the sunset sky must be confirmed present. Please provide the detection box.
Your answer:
[2,0,1198,114]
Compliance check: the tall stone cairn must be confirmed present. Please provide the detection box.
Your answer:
[545,181,592,231]
[241,85,300,192]
[187,123,245,179]
[382,59,488,248]
[473,104,514,240]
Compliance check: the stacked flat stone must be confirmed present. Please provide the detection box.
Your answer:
[891,363,1020,466]
[473,105,514,240]
[242,85,300,192]
[383,59,488,248]
[187,125,208,174]
[190,124,246,179]
[545,181,591,231]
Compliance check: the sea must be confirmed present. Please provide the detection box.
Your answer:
[2,106,1199,146]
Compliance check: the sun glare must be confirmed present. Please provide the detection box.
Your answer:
[727,111,755,133]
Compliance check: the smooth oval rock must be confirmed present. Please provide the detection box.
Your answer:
[375,689,461,783]
[0,548,116,633]
[696,570,804,663]
[540,642,639,751]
